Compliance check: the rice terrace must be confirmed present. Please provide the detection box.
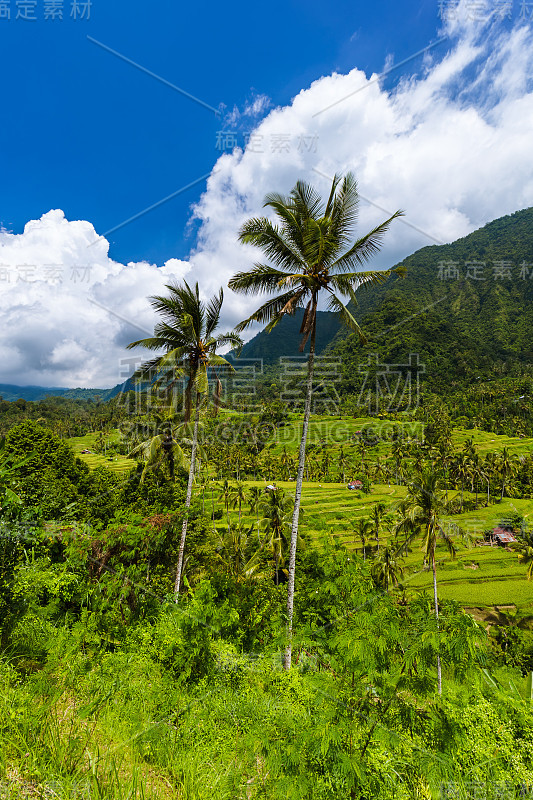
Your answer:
[2,1,533,798]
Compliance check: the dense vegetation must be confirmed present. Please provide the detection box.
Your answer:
[2,182,533,798]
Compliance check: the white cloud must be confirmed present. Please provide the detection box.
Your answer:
[2,8,533,387]
[0,210,191,387]
[190,9,533,324]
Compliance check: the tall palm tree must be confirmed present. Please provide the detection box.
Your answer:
[127,281,242,599]
[397,469,459,695]
[228,173,403,669]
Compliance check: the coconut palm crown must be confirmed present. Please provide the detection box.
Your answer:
[228,173,405,344]
[127,281,242,421]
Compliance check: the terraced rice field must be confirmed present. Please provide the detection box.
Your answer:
[68,414,533,610]
[69,432,133,475]
[267,414,533,461]
[205,478,533,610]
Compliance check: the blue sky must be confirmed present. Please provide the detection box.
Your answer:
[1,0,446,265]
[1,0,532,387]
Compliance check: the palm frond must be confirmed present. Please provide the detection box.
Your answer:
[238,218,304,270]
[233,289,307,332]
[228,264,292,295]
[205,287,223,338]
[330,210,405,272]
[327,292,367,343]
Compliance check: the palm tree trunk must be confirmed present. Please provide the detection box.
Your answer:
[174,394,200,600]
[283,320,316,671]
[432,549,442,696]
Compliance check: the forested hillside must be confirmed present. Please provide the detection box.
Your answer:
[332,206,533,389]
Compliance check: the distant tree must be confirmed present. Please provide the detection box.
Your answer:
[397,469,460,695]
[355,517,373,562]
[497,447,519,500]
[514,530,533,580]
[371,545,404,592]
[230,481,247,527]
[214,525,265,584]
[259,488,297,585]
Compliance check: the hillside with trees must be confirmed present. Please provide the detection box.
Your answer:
[2,178,533,798]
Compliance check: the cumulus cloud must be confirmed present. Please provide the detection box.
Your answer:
[0,210,191,387]
[192,10,533,326]
[2,5,533,387]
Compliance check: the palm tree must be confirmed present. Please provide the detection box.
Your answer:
[127,281,242,599]
[371,545,404,592]
[355,517,373,562]
[218,479,234,535]
[228,173,403,669]
[497,447,519,501]
[514,530,533,580]
[230,480,247,527]
[397,468,459,695]
[214,525,266,584]
[485,452,497,504]
[470,453,488,508]
[371,501,387,553]
[129,426,190,482]
[392,439,406,485]
[248,486,263,536]
[338,446,349,484]
[259,487,297,585]
[451,452,471,512]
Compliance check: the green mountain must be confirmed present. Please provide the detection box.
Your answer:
[332,206,533,391]
[233,206,533,390]
[236,307,342,363]
[0,383,125,403]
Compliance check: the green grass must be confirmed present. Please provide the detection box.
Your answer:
[68,432,133,476]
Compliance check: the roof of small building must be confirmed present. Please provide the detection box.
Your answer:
[492,527,517,543]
